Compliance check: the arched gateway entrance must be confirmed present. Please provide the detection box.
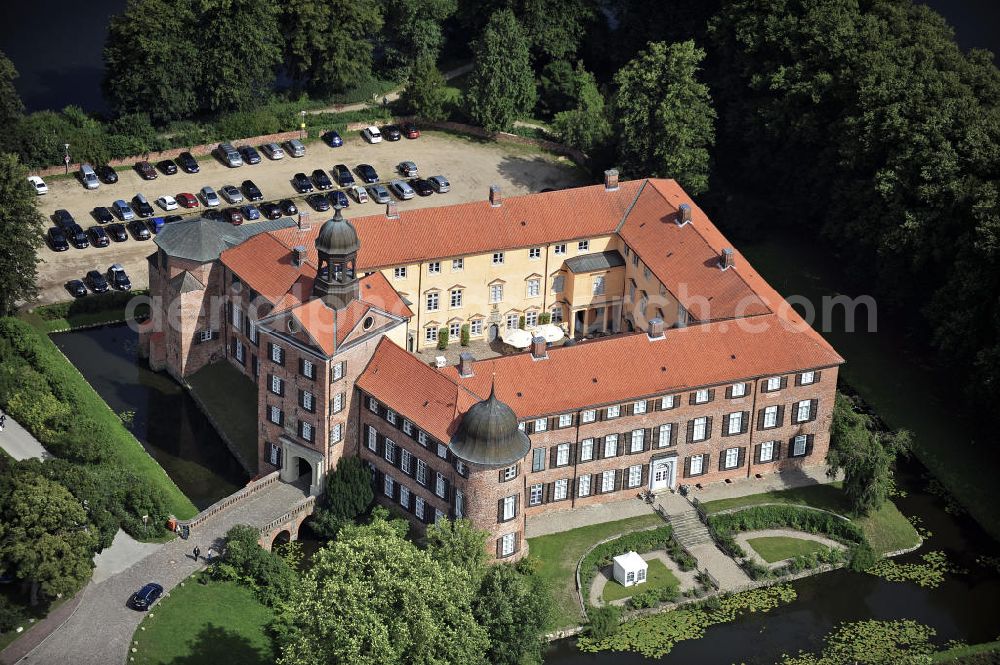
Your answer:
[278,436,325,496]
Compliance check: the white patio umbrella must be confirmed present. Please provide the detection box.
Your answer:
[501,327,533,348]
[531,323,564,343]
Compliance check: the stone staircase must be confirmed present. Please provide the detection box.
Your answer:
[658,497,714,547]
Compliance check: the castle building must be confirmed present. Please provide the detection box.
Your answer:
[141,175,842,561]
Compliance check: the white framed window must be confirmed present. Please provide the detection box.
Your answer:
[416,459,427,485]
[384,439,395,463]
[553,479,568,500]
[578,240,589,251]
[630,429,645,452]
[270,344,283,363]
[800,371,816,385]
[456,460,467,476]
[658,423,672,448]
[527,278,540,297]
[731,383,747,398]
[415,496,425,519]
[606,405,621,419]
[367,426,377,451]
[327,392,342,414]
[692,416,708,442]
[793,435,808,456]
[329,422,342,445]
[690,454,704,475]
[558,414,573,428]
[425,326,438,343]
[503,464,518,481]
[418,431,428,446]
[580,438,594,461]
[231,304,242,327]
[603,434,618,458]
[400,485,410,508]
[502,495,516,520]
[694,389,710,404]
[531,448,545,472]
[393,267,407,279]
[601,470,615,493]
[500,533,515,557]
[449,322,461,338]
[760,440,775,462]
[763,406,778,428]
[592,275,605,295]
[724,447,740,469]
[529,247,541,259]
[490,284,504,303]
[643,266,651,280]
[727,411,743,435]
[578,475,592,497]
[766,376,782,391]
[506,314,519,330]
[661,395,676,409]
[199,330,213,343]
[492,251,505,265]
[302,359,314,378]
[581,409,596,423]
[795,400,812,423]
[534,418,547,432]
[455,490,464,518]
[529,484,543,506]
[449,289,463,308]
[384,474,394,497]
[302,391,314,411]
[332,361,345,381]
[269,375,282,395]
[470,319,483,335]
[426,291,439,311]
[386,409,397,425]
[428,261,441,274]
[556,443,570,466]
[435,472,446,498]
[627,464,642,488]
[550,305,563,323]
[368,396,379,412]
[452,258,464,271]
[248,321,258,344]
[437,443,448,459]
[268,405,281,424]
[234,338,244,362]
[301,422,313,441]
[400,449,412,474]
[634,400,648,414]
[402,420,413,435]
[554,243,566,255]
[525,310,538,327]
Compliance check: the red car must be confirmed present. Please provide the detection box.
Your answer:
[176,192,199,208]
[135,161,158,180]
[223,207,244,226]
[403,123,420,139]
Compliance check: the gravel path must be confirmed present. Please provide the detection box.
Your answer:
[735,528,845,569]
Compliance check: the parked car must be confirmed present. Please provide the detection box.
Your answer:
[292,172,314,193]
[28,175,48,195]
[334,164,355,187]
[200,186,221,207]
[279,199,298,216]
[93,206,114,224]
[202,208,223,221]
[85,269,110,293]
[67,224,89,248]
[323,130,343,147]
[156,195,178,211]
[135,161,158,180]
[176,192,199,208]
[113,200,136,221]
[108,263,132,290]
[307,193,331,211]
[54,209,76,229]
[402,123,420,139]
[241,204,260,221]
[128,220,151,240]
[221,185,244,204]
[133,194,154,217]
[176,152,199,173]
[397,161,418,177]
[382,125,402,141]
[97,165,118,184]
[367,184,391,204]
[285,138,306,157]
[261,202,282,219]
[217,142,243,167]
[163,215,184,224]
[107,223,128,242]
[129,583,162,611]
[149,217,165,234]
[241,180,263,201]
[238,145,261,165]
[223,207,244,226]
[80,163,100,189]
[66,279,87,298]
[328,190,349,208]
[47,227,69,251]
[311,169,333,190]
[361,126,382,143]
[389,179,415,200]
[349,185,369,204]
[88,225,110,247]
[261,142,284,160]
[156,159,177,175]
[411,178,434,197]
[428,175,450,193]
[356,164,379,183]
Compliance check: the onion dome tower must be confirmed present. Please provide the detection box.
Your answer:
[313,206,360,309]
[450,383,531,468]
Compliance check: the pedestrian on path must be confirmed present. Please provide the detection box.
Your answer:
[193,545,200,561]
[0,413,6,431]
[206,547,215,563]
[382,96,388,108]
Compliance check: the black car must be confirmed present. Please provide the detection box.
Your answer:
[68,224,89,249]
[156,159,177,175]
[334,164,355,187]
[97,164,118,184]
[133,196,155,218]
[93,206,113,224]
[328,190,349,208]
[411,178,434,197]
[48,227,69,251]
[292,172,314,193]
[311,169,333,190]
[163,214,183,224]
[202,208,223,221]
[66,279,87,298]
[135,161,157,180]
[382,125,402,141]
[238,145,261,165]
[241,179,263,201]
[88,226,110,247]
[306,193,331,211]
[127,220,151,240]
[129,583,163,611]
[107,223,128,242]
[261,202,283,220]
[85,269,110,293]
[356,164,379,184]
[279,199,298,216]
[54,209,75,229]
[176,152,199,173]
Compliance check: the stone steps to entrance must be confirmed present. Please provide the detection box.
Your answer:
[659,499,715,548]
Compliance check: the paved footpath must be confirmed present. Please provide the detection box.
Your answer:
[0,415,51,461]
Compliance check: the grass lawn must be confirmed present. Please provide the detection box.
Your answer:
[528,513,666,630]
[187,361,259,471]
[746,536,826,563]
[23,291,150,333]
[931,640,1000,663]
[602,558,679,603]
[701,482,919,554]
[133,576,276,665]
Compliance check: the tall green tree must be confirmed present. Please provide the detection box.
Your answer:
[400,56,450,121]
[102,0,201,124]
[308,456,373,539]
[381,0,458,70]
[472,561,553,665]
[275,515,489,665]
[282,0,383,94]
[466,9,537,132]
[425,518,488,575]
[552,62,611,154]
[613,40,716,193]
[0,153,45,314]
[0,50,24,133]
[516,0,594,62]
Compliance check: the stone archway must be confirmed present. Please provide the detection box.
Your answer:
[279,436,325,496]
[272,529,291,548]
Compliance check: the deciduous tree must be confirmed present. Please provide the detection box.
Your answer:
[0,153,45,315]
[552,63,611,154]
[472,561,553,665]
[466,9,537,132]
[309,456,373,538]
[425,518,488,575]
[0,50,24,134]
[400,56,450,121]
[381,0,458,70]
[516,0,595,63]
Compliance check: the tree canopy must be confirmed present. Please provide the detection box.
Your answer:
[472,561,553,665]
[309,456,374,539]
[0,153,45,315]
[552,62,611,154]
[381,0,458,70]
[400,56,450,121]
[466,9,537,132]
[0,50,24,137]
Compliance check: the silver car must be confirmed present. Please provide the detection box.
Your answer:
[200,186,221,207]
[112,199,135,221]
[221,185,244,204]
[397,161,418,177]
[261,143,285,160]
[367,184,391,204]
[428,175,450,193]
[389,179,415,200]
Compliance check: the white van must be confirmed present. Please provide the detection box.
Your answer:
[80,164,99,190]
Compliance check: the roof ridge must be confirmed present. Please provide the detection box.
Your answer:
[614,178,649,234]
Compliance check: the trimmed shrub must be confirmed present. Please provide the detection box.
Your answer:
[848,542,879,572]
[437,327,449,350]
[628,585,680,609]
[588,605,621,639]
[460,324,470,346]
[519,315,526,330]
[708,505,865,548]
[539,312,552,324]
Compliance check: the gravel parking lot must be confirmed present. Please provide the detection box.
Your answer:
[32,130,588,306]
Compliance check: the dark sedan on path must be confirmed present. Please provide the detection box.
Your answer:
[86,270,110,293]
[311,169,333,190]
[328,190,349,208]
[307,193,331,212]
[280,199,298,216]
[89,226,110,247]
[97,164,118,183]
[241,180,263,201]
[177,152,199,173]
[261,202,282,220]
[239,145,261,165]
[381,125,402,141]
[128,220,151,240]
[292,172,314,193]
[130,582,162,611]
[411,178,434,197]
[356,164,379,183]
[334,164,354,187]
[66,279,87,297]
[107,223,129,242]
[48,227,69,251]
[93,206,114,224]
[157,159,177,175]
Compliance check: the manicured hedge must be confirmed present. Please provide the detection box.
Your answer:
[579,526,673,607]
[707,505,865,560]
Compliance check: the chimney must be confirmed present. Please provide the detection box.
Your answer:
[530,336,547,360]
[458,352,475,378]
[604,169,619,191]
[647,317,665,340]
[720,247,735,270]
[292,245,307,267]
[297,212,311,230]
[489,184,502,207]
[677,203,692,226]
[385,201,399,219]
